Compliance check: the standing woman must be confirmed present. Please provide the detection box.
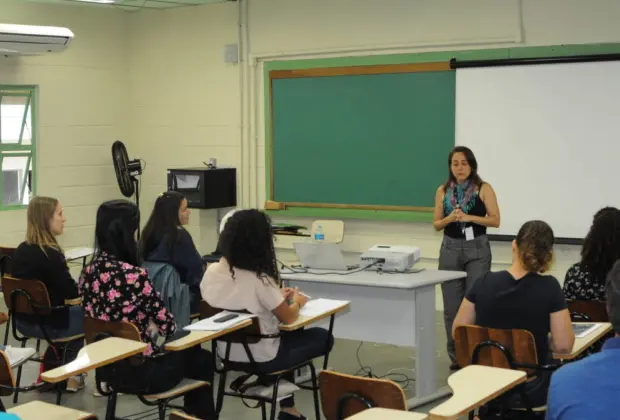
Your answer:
[433,146,500,369]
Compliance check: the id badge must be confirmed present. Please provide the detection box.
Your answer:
[464,226,474,241]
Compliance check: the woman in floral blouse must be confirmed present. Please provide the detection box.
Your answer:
[79,200,215,419]
[563,207,620,301]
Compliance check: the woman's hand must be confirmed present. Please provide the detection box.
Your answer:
[292,291,308,308]
[455,210,473,223]
[281,287,296,300]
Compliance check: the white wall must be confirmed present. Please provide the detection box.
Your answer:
[0,0,129,249]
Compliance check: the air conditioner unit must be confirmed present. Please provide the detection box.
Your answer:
[0,24,74,56]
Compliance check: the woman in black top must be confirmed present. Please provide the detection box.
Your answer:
[139,192,204,312]
[452,220,574,407]
[563,206,620,301]
[11,196,85,391]
[433,146,500,368]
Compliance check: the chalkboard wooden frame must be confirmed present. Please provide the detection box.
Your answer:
[267,61,452,212]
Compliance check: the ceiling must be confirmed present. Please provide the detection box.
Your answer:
[27,0,234,10]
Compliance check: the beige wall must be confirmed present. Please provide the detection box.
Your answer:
[0,0,129,250]
[4,0,620,303]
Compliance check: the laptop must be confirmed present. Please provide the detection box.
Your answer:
[293,242,358,271]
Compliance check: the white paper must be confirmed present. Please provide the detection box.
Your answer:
[184,311,255,332]
[65,247,94,261]
[299,298,349,317]
[573,323,601,338]
[464,227,474,241]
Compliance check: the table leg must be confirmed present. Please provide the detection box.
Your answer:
[407,284,451,408]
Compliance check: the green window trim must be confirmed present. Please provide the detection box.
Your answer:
[0,85,37,210]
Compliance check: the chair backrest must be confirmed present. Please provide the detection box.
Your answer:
[311,220,344,244]
[454,325,538,374]
[83,317,142,345]
[0,246,16,278]
[199,300,262,345]
[568,300,608,322]
[0,350,15,397]
[319,370,406,420]
[2,276,51,315]
[143,261,191,328]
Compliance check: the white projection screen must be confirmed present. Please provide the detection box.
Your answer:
[455,60,620,240]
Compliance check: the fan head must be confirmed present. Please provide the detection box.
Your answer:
[112,140,141,198]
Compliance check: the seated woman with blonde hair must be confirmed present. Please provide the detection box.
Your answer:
[11,196,84,392]
[452,220,575,408]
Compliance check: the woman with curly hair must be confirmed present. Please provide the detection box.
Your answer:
[201,209,334,420]
[563,207,620,301]
[452,220,574,408]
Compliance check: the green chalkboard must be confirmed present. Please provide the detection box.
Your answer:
[264,42,620,222]
[269,64,455,210]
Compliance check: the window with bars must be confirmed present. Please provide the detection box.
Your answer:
[0,86,36,209]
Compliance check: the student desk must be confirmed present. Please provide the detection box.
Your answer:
[280,301,350,332]
[280,268,466,409]
[348,407,428,419]
[7,401,96,420]
[553,322,612,360]
[428,365,526,420]
[165,319,254,351]
[41,337,148,383]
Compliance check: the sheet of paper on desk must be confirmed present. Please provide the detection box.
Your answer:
[184,311,255,332]
[572,323,601,338]
[65,247,94,261]
[300,298,350,317]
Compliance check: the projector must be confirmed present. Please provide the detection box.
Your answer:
[360,244,421,272]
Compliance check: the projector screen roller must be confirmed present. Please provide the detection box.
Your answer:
[455,61,620,239]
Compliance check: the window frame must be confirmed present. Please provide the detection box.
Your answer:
[0,85,37,210]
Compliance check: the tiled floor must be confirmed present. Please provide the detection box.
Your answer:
[0,311,459,419]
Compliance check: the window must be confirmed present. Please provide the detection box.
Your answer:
[0,86,36,209]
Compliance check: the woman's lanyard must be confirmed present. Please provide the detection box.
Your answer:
[453,188,474,240]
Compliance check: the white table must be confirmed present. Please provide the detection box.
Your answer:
[281,267,465,409]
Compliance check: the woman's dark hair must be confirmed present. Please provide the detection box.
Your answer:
[217,209,279,284]
[92,199,141,266]
[443,146,483,191]
[139,191,186,260]
[581,206,620,281]
[516,220,555,273]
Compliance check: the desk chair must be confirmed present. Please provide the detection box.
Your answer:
[567,300,608,322]
[318,370,407,420]
[169,411,199,420]
[201,302,322,420]
[0,347,46,412]
[84,317,210,420]
[1,276,84,405]
[0,247,16,347]
[454,325,557,419]
[311,220,344,244]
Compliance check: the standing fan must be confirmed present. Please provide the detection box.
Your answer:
[112,140,144,235]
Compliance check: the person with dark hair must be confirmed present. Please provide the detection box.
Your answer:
[79,200,216,419]
[452,220,574,408]
[547,259,620,420]
[201,209,334,420]
[140,191,204,312]
[563,206,620,301]
[433,145,500,369]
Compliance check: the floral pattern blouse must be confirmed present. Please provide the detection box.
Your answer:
[563,262,606,301]
[79,252,176,354]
